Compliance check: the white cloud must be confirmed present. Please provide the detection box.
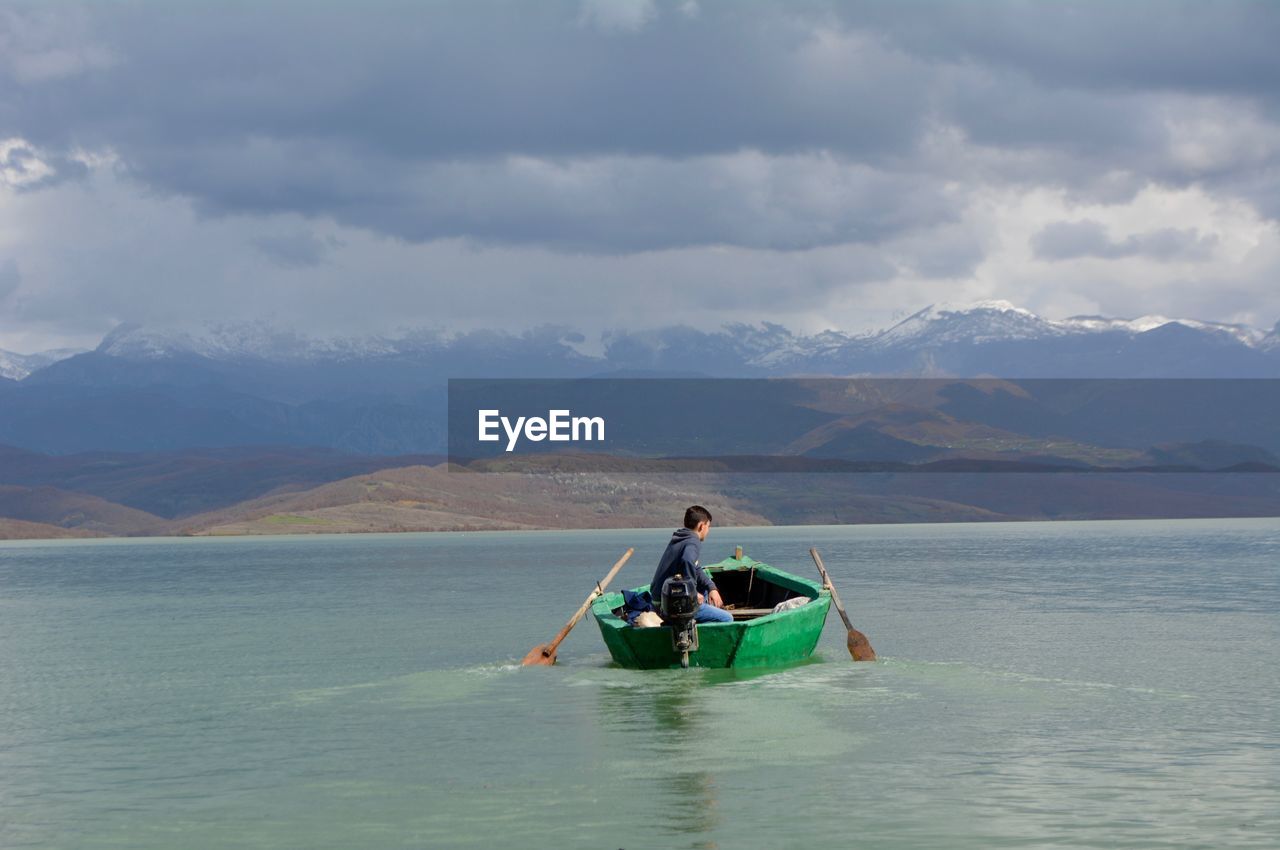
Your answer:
[2,2,1280,350]
[0,138,54,187]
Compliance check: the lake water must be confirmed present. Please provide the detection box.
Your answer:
[1,519,1278,849]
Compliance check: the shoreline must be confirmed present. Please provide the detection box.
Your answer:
[5,512,1279,544]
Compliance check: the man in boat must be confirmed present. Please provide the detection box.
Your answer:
[650,505,733,624]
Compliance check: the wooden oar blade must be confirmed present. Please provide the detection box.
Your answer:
[810,548,877,662]
[846,628,876,662]
[522,644,556,666]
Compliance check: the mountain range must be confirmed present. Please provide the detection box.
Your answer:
[7,300,1280,377]
[2,300,1279,457]
[3,299,1279,538]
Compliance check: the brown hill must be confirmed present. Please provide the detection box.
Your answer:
[724,471,1280,524]
[0,485,167,535]
[176,465,770,535]
[0,518,106,539]
[0,443,444,518]
[785,404,1144,466]
[3,461,1278,541]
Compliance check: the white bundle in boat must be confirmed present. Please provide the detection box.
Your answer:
[771,597,809,613]
[632,611,663,628]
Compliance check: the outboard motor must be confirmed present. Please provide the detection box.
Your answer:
[660,573,700,668]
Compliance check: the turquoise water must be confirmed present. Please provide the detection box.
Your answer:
[1,519,1278,849]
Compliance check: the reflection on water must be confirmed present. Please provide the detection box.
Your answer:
[587,662,889,849]
[597,677,723,846]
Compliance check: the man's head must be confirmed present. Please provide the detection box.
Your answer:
[683,505,713,541]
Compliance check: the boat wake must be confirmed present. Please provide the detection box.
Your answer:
[274,662,524,709]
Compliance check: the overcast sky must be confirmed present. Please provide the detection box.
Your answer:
[2,0,1279,352]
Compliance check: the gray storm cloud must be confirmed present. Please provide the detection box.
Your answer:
[1,0,1279,347]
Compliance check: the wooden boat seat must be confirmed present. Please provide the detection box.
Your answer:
[726,607,777,620]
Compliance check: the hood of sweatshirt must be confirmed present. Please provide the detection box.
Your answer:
[669,527,698,546]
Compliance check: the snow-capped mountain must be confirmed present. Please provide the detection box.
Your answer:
[733,300,1280,376]
[8,300,1280,384]
[863,300,1267,351]
[90,319,615,367]
[0,346,86,380]
[869,301,1065,348]
[1259,321,1280,353]
[95,321,409,362]
[3,300,1279,456]
[1062,314,1263,346]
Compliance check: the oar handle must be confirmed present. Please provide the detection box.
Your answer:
[540,548,634,657]
[810,547,854,632]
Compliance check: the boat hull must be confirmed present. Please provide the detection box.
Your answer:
[591,559,831,670]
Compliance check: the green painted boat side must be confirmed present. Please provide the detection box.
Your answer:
[590,555,832,670]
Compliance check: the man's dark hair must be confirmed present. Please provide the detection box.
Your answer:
[683,505,713,529]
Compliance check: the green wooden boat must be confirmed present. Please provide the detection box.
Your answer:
[591,551,832,670]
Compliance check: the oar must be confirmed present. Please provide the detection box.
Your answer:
[809,548,876,662]
[522,548,634,666]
